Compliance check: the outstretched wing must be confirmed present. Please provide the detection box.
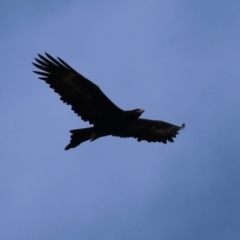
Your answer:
[33,53,123,124]
[113,118,185,143]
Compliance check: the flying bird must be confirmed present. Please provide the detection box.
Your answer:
[33,53,185,150]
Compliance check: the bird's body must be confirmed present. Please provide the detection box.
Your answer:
[33,53,185,150]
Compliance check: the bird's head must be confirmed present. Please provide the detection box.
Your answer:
[125,108,144,120]
[135,108,145,117]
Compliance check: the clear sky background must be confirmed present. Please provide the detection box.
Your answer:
[1,1,240,239]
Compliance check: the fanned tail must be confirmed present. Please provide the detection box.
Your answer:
[65,127,95,150]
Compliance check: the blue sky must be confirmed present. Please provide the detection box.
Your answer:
[1,1,240,239]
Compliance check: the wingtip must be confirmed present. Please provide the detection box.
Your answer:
[64,145,71,150]
[45,52,51,58]
[180,123,185,130]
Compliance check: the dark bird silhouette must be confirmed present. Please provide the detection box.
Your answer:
[33,53,185,150]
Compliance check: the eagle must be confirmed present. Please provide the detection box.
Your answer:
[33,53,185,150]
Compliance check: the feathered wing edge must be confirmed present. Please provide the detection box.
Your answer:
[112,119,185,144]
[32,53,123,124]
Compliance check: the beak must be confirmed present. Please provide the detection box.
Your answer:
[138,109,145,113]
